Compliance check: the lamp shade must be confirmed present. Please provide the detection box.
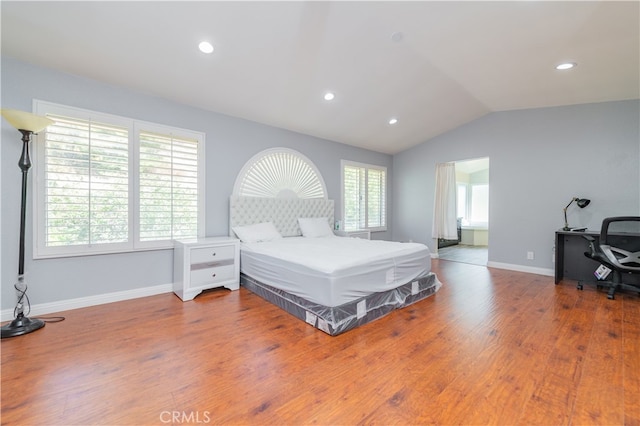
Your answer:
[1,109,54,133]
[576,198,590,208]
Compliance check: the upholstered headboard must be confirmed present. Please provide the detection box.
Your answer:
[229,148,335,238]
[229,196,334,237]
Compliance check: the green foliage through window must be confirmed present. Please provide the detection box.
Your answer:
[35,101,204,258]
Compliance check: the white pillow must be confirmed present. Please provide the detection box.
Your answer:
[298,217,334,238]
[232,222,282,243]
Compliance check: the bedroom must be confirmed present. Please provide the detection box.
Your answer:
[1,1,639,424]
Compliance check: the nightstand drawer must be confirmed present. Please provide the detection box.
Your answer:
[190,245,235,264]
[190,264,236,286]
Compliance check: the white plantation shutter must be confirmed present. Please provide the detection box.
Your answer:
[343,165,366,230]
[342,161,387,231]
[139,131,199,241]
[34,100,204,258]
[367,167,386,228]
[43,115,129,248]
[235,148,326,199]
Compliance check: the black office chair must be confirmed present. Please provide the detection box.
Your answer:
[579,216,640,299]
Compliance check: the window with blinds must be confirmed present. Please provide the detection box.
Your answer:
[341,161,387,232]
[44,116,130,247]
[33,101,204,258]
[138,131,199,242]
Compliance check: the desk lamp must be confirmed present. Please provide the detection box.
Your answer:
[1,109,54,338]
[563,197,590,231]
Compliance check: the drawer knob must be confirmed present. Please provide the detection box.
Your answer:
[212,273,216,278]
[212,252,216,256]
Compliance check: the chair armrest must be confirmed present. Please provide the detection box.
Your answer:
[582,234,597,259]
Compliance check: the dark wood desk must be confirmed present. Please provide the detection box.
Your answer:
[555,230,640,285]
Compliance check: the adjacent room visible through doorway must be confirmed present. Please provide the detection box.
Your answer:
[437,157,489,266]
[438,244,488,266]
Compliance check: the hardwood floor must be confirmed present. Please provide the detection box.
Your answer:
[2,259,639,425]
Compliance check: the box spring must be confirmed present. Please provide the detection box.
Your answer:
[240,272,441,336]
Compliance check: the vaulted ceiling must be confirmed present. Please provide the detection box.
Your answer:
[2,1,638,154]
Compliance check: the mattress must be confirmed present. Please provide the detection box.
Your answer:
[239,236,432,307]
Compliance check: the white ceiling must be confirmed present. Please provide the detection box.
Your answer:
[2,1,638,155]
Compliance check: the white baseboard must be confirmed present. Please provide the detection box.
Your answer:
[487,261,554,277]
[2,262,554,322]
[1,283,173,322]
[432,252,553,277]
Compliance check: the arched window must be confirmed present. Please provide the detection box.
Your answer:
[233,148,327,199]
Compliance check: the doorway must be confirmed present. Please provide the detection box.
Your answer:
[438,157,489,266]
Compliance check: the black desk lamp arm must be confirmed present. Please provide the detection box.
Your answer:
[563,198,578,229]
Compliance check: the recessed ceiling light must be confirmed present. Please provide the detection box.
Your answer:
[391,32,404,43]
[324,92,335,101]
[199,41,214,54]
[556,62,576,70]
[389,118,398,125]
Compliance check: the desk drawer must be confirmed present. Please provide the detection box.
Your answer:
[190,245,235,264]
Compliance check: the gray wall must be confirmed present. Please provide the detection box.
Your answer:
[3,55,638,311]
[393,100,640,272]
[1,56,392,310]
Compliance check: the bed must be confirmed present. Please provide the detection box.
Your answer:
[229,195,441,335]
[228,148,440,335]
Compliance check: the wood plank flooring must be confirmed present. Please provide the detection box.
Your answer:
[2,259,639,425]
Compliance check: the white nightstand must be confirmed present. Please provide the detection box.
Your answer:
[334,229,371,239]
[173,237,240,301]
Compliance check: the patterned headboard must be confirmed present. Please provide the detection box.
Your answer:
[229,196,334,238]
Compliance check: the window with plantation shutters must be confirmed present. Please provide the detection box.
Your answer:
[33,101,204,258]
[138,130,200,242]
[43,115,130,249]
[341,160,387,232]
[367,167,386,228]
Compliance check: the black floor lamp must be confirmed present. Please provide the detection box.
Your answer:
[1,109,54,338]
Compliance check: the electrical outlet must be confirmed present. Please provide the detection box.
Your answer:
[527,251,535,260]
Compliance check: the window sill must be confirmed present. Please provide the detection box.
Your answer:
[34,244,175,260]
[461,225,488,231]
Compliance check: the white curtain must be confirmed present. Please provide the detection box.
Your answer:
[432,162,458,240]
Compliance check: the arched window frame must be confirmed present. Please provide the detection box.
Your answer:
[233,148,327,199]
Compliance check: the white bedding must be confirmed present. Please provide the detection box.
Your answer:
[240,236,431,307]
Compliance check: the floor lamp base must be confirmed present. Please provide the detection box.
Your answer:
[1,315,45,338]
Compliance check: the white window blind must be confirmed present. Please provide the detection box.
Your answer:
[342,161,387,232]
[367,167,386,228]
[44,115,129,247]
[33,100,205,258]
[343,165,365,230]
[139,131,199,242]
